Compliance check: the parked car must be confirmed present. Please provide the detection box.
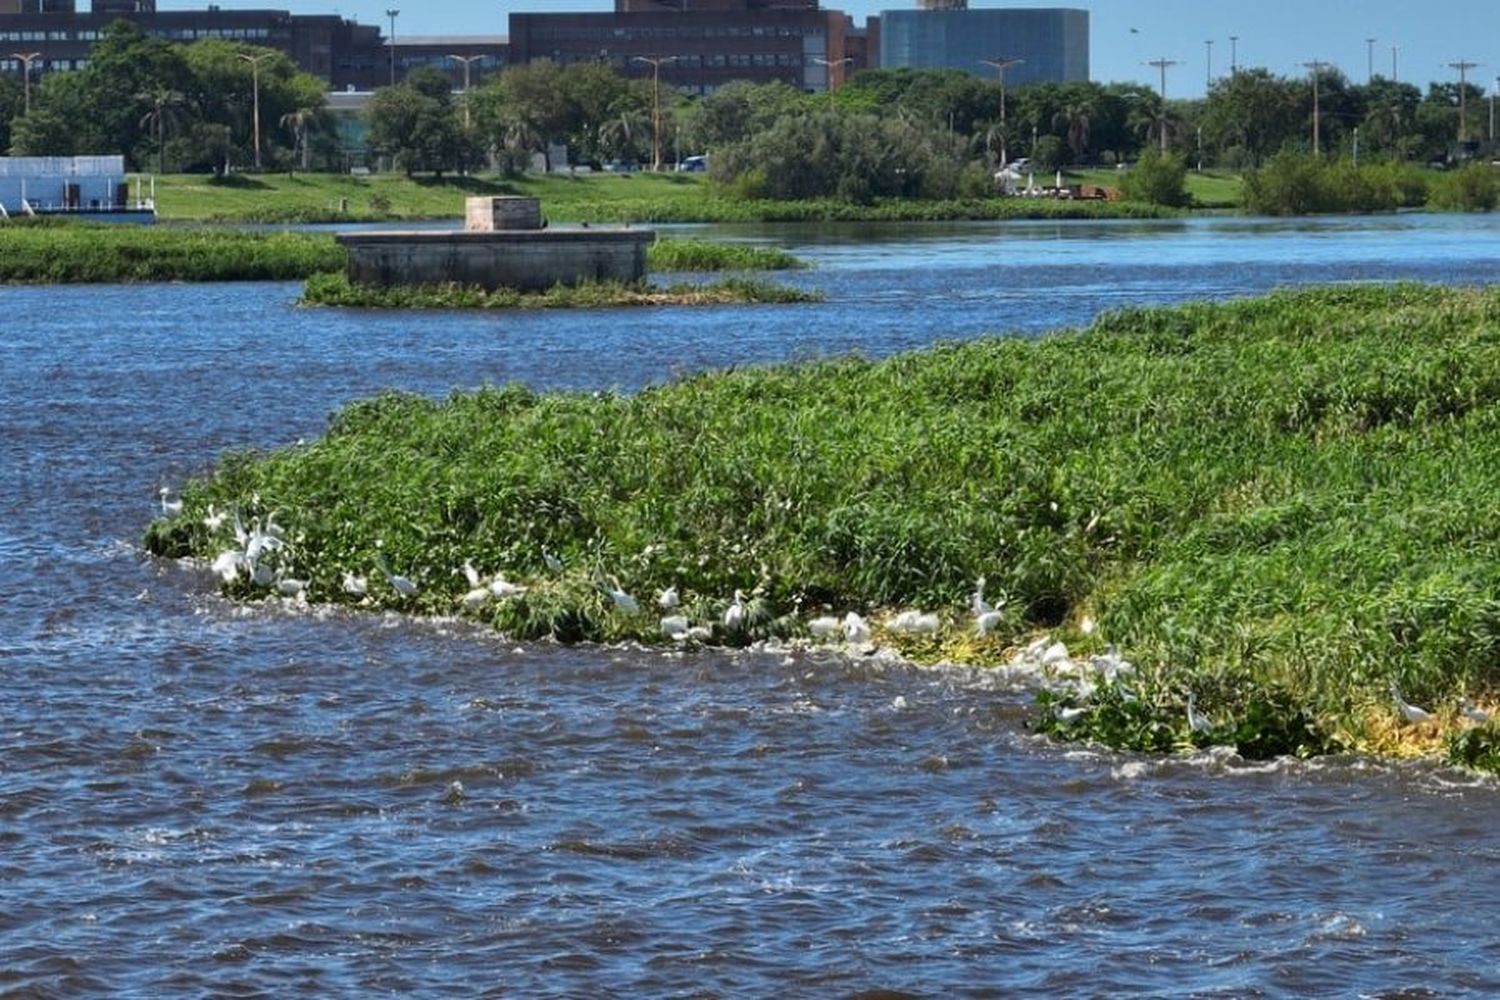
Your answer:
[603,160,640,173]
[677,155,708,173]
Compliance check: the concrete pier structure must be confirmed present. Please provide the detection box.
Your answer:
[338,197,654,292]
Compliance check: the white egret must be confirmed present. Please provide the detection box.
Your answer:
[1024,636,1051,661]
[263,512,286,541]
[202,504,227,533]
[724,590,747,631]
[233,510,249,548]
[1389,682,1432,724]
[210,550,242,584]
[1186,693,1212,735]
[684,625,713,642]
[1080,616,1097,636]
[660,614,690,639]
[1055,704,1088,725]
[976,610,1004,637]
[277,576,308,599]
[159,487,183,517]
[252,562,275,588]
[843,612,872,645]
[488,574,526,600]
[543,550,564,574]
[971,577,993,617]
[605,578,639,615]
[658,585,680,610]
[462,587,491,610]
[378,558,418,598]
[1041,642,1072,668]
[342,571,368,597]
[461,560,482,588]
[808,616,840,639]
[1461,699,1491,724]
[889,610,939,635]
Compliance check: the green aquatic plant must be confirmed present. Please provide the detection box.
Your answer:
[646,238,806,272]
[298,272,821,309]
[147,283,1500,770]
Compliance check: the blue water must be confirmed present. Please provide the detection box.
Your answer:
[3,213,1500,996]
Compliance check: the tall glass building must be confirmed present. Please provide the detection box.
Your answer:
[878,7,1088,84]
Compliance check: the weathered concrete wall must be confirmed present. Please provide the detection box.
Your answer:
[337,229,655,292]
[466,196,542,232]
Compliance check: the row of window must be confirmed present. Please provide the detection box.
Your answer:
[0,26,274,43]
[0,57,85,71]
[532,24,823,42]
[594,51,800,69]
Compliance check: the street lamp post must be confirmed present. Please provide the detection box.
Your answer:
[237,51,272,170]
[448,54,483,129]
[980,57,1024,167]
[385,8,399,87]
[1229,35,1238,75]
[1204,39,1213,88]
[1147,58,1180,153]
[811,56,853,92]
[1365,38,1376,83]
[632,54,677,171]
[12,51,40,116]
[1303,61,1330,156]
[1491,77,1498,144]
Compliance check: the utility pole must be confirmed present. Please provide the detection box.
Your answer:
[1365,38,1376,83]
[385,8,399,87]
[1492,77,1498,143]
[448,54,482,129]
[1449,60,1481,142]
[632,54,677,171]
[1303,61,1330,156]
[1148,58,1180,153]
[1229,35,1238,75]
[1204,39,1213,89]
[1391,44,1399,83]
[980,56,1025,167]
[12,51,40,116]
[237,51,272,170]
[811,56,853,92]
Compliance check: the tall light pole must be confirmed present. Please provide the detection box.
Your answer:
[237,51,272,170]
[632,54,677,171]
[385,8,399,87]
[811,56,853,92]
[1491,77,1498,144]
[1148,58,1180,153]
[12,51,40,116]
[1229,35,1238,75]
[1365,37,1376,83]
[448,54,482,129]
[1204,39,1213,88]
[1449,60,1481,142]
[1391,44,1399,83]
[1303,61,1330,156]
[980,56,1024,166]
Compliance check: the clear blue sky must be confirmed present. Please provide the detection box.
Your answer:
[162,1,1500,97]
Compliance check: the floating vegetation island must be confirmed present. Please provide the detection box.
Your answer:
[147,284,1500,772]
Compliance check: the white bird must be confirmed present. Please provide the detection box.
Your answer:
[724,590,747,631]
[971,577,993,617]
[889,610,939,635]
[1023,636,1051,661]
[605,578,639,615]
[808,615,840,639]
[462,587,492,610]
[342,571,368,597]
[1041,642,1072,667]
[210,549,242,584]
[159,487,183,517]
[263,512,286,541]
[378,559,418,598]
[843,612,872,645]
[543,550,564,574]
[660,614,690,639]
[1080,615,1097,637]
[657,585,680,610]
[1461,699,1491,724]
[488,574,526,599]
[1390,682,1432,724]
[1186,693,1212,734]
[461,560,482,588]
[1054,704,1088,725]
[976,610,1004,637]
[277,576,308,599]
[233,509,249,548]
[684,625,713,642]
[252,562,275,588]
[202,504,227,533]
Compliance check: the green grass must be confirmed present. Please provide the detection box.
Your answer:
[0,219,342,282]
[300,272,821,309]
[151,171,1183,224]
[1066,167,1244,209]
[145,284,1500,770]
[0,221,804,283]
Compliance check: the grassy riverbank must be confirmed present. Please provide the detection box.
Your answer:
[145,284,1500,771]
[0,222,804,283]
[301,272,819,309]
[151,172,1181,224]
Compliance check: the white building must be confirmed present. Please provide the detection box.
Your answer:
[0,156,153,219]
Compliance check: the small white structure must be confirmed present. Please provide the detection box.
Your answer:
[0,156,154,219]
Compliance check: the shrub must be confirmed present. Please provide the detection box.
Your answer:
[1429,162,1498,212]
[1119,151,1190,207]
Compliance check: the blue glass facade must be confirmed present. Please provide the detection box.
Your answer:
[879,8,1088,84]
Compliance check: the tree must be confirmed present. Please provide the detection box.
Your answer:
[1053,97,1094,163]
[367,69,475,177]
[1200,69,1302,167]
[473,61,571,171]
[138,86,191,174]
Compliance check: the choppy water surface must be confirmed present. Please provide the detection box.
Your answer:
[5,214,1500,996]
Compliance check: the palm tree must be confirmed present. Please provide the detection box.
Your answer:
[138,87,189,175]
[280,106,320,172]
[1053,100,1094,162]
[598,96,650,163]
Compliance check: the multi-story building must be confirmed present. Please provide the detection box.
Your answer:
[508,0,856,95]
[876,5,1088,85]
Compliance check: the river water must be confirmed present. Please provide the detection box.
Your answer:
[5,214,1500,996]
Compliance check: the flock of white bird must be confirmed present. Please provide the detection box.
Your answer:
[161,488,1496,732]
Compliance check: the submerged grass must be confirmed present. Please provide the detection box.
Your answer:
[647,238,806,271]
[299,272,820,309]
[146,284,1500,770]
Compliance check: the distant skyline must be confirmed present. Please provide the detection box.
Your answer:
[158,1,1500,97]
